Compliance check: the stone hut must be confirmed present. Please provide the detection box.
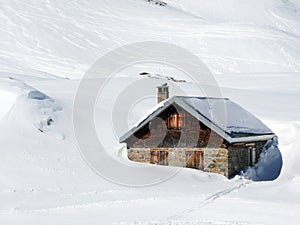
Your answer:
[119,85,275,178]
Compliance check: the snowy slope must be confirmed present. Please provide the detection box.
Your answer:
[0,73,299,225]
[0,0,300,225]
[0,0,300,77]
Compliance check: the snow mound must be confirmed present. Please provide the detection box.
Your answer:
[242,137,282,181]
[276,121,300,180]
[7,79,63,133]
[0,90,16,120]
[27,90,50,100]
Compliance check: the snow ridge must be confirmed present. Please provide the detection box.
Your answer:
[7,78,63,133]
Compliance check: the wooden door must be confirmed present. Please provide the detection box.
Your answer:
[150,149,168,166]
[186,151,195,168]
[158,151,168,165]
[194,151,204,169]
[186,151,204,170]
[150,150,158,164]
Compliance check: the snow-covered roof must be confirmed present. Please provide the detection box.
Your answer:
[120,96,275,144]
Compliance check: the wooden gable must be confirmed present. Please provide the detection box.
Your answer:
[123,103,224,149]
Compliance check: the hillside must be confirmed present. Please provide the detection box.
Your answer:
[0,0,299,225]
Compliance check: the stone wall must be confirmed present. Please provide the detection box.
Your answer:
[228,141,267,177]
[128,147,192,167]
[228,144,249,177]
[128,147,229,177]
[128,148,151,163]
[167,148,187,167]
[204,148,228,177]
[128,143,267,178]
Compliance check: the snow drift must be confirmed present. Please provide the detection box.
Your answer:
[242,137,282,181]
[0,90,16,120]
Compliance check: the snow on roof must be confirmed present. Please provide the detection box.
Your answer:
[120,96,275,144]
[177,96,273,135]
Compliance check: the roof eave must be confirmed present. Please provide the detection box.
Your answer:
[228,134,275,143]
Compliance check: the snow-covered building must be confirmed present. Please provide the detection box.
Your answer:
[120,84,275,178]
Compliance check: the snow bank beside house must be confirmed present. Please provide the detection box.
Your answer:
[242,137,282,181]
[275,121,300,180]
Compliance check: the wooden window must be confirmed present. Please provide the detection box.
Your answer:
[150,150,158,164]
[186,151,204,170]
[200,121,208,131]
[150,149,168,166]
[248,147,257,166]
[167,112,185,130]
[158,151,168,165]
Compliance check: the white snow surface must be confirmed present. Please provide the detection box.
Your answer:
[0,90,16,119]
[0,0,300,225]
[0,0,300,77]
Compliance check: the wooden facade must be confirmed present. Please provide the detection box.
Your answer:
[124,104,224,149]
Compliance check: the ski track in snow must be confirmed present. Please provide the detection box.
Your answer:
[167,179,251,221]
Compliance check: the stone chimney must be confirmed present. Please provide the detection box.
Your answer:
[157,83,169,103]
